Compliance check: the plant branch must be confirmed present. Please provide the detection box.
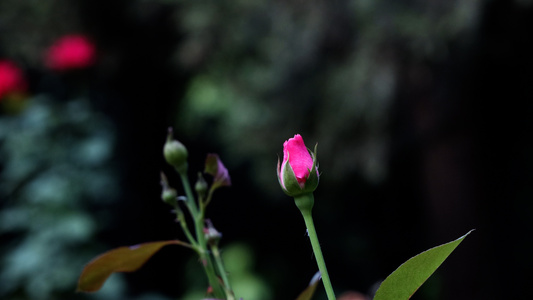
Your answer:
[178,170,225,299]
[294,193,336,300]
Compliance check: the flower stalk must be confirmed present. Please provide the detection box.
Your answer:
[278,134,336,299]
[294,193,336,300]
[211,243,234,300]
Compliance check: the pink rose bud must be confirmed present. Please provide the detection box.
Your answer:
[277,134,319,197]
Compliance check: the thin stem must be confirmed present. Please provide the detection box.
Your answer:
[302,212,336,300]
[199,248,225,299]
[178,171,199,217]
[194,215,225,299]
[295,193,336,300]
[173,203,198,248]
[203,186,216,208]
[178,171,225,299]
[211,244,235,300]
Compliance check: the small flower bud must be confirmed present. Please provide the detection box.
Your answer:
[164,127,188,173]
[160,172,178,206]
[161,186,178,206]
[195,172,208,199]
[204,219,222,246]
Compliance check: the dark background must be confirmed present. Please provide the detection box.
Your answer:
[1,0,532,299]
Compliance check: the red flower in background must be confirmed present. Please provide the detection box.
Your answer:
[0,60,26,100]
[45,34,96,71]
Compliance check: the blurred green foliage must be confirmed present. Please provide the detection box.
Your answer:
[0,97,123,300]
[0,0,83,66]
[174,0,483,195]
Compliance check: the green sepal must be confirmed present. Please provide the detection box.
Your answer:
[280,152,303,196]
[276,157,283,189]
[302,144,319,194]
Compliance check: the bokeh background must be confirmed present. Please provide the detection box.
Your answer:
[1,0,533,299]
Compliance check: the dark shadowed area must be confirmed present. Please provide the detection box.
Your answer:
[1,0,532,299]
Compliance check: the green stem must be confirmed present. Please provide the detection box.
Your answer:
[197,229,224,299]
[294,193,336,300]
[211,243,235,300]
[178,171,199,217]
[178,171,225,299]
[173,203,198,248]
[203,186,216,208]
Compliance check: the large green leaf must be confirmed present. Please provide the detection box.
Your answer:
[373,230,473,300]
[77,240,188,292]
[295,271,321,300]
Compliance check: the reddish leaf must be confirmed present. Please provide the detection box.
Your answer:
[296,271,321,300]
[77,240,188,292]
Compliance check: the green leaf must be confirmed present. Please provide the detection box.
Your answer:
[295,271,321,300]
[77,240,188,293]
[373,230,473,300]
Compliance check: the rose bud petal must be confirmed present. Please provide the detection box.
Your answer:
[277,134,319,197]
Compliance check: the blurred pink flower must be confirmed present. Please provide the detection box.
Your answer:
[45,34,96,71]
[0,60,26,100]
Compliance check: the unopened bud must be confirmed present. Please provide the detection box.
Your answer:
[161,186,178,206]
[195,172,208,199]
[204,219,222,246]
[277,134,319,197]
[164,127,188,173]
[160,172,178,206]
